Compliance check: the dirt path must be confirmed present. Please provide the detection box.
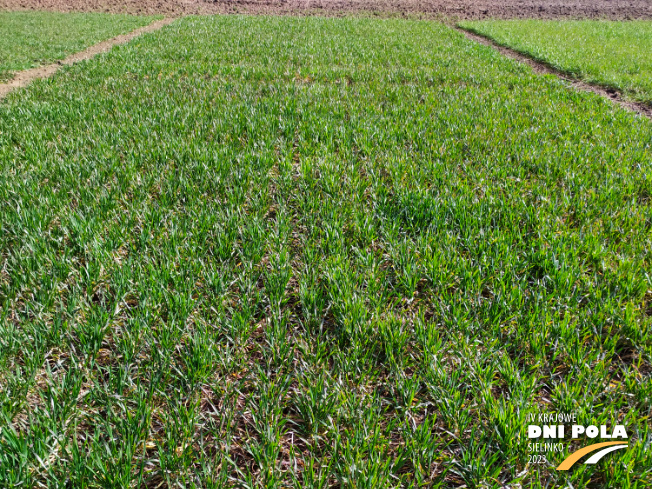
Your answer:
[0,17,174,99]
[2,0,652,19]
[457,26,652,120]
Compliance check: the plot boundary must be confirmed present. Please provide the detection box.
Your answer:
[457,25,652,120]
[0,17,174,99]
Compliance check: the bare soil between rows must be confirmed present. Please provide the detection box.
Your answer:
[2,0,651,19]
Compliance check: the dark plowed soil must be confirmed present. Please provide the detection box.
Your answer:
[1,0,651,19]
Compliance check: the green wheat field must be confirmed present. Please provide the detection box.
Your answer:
[460,20,652,105]
[0,15,650,488]
[0,11,157,81]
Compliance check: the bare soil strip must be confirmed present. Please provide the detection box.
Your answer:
[2,0,652,19]
[0,17,173,99]
[457,26,652,120]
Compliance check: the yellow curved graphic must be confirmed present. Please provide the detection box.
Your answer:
[557,442,628,471]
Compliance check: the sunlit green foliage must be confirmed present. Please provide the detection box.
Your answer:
[0,16,651,487]
[0,11,157,81]
[459,20,652,104]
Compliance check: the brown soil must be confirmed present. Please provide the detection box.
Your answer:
[1,0,651,19]
[0,18,173,99]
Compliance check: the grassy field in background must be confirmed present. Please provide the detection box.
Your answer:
[1,15,651,487]
[0,11,158,81]
[458,20,652,105]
